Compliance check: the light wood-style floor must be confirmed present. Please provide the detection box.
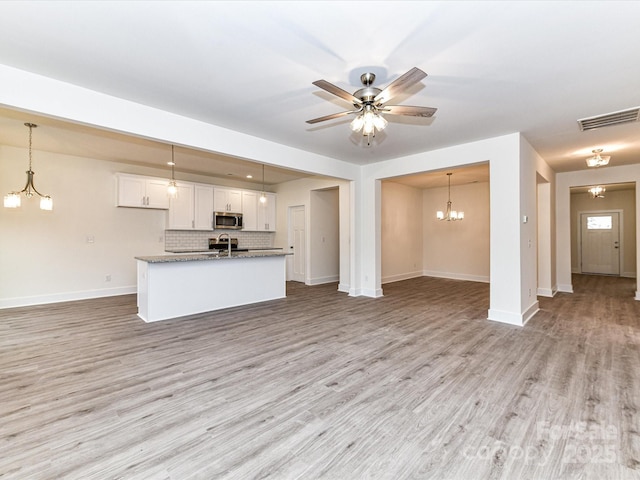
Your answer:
[1,275,640,479]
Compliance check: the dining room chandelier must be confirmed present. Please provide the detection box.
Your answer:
[436,173,464,221]
[259,163,267,204]
[3,123,53,210]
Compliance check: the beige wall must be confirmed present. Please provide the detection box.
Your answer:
[423,181,490,282]
[381,181,423,283]
[570,188,637,277]
[0,145,169,307]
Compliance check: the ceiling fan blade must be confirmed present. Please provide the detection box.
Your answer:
[374,67,427,105]
[382,105,437,117]
[312,80,362,106]
[306,110,355,124]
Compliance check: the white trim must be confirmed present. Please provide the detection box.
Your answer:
[382,271,423,284]
[0,286,137,309]
[636,291,640,301]
[337,283,350,293]
[522,301,540,325]
[557,283,574,293]
[423,270,490,284]
[537,286,557,297]
[307,275,339,285]
[487,309,524,326]
[622,271,637,279]
[354,287,384,298]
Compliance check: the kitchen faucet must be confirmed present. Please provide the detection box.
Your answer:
[217,233,232,257]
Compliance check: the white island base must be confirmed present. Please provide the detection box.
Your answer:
[136,253,287,322]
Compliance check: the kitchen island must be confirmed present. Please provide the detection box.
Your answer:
[135,251,290,322]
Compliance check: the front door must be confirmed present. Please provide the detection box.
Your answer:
[580,212,620,275]
[287,205,306,282]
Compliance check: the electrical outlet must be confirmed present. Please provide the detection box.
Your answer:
[105,274,111,282]
[86,235,95,244]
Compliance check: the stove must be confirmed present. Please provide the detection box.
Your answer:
[208,237,248,252]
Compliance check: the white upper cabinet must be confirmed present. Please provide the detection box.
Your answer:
[241,190,258,231]
[257,193,277,231]
[117,173,170,209]
[167,182,214,230]
[214,187,242,213]
[194,184,214,230]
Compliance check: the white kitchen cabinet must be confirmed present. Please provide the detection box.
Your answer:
[257,192,277,231]
[214,187,242,213]
[194,184,214,230]
[167,182,214,230]
[241,190,258,231]
[117,173,170,209]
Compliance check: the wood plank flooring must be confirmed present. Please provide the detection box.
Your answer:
[1,274,640,479]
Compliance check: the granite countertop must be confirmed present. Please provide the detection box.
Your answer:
[136,250,290,264]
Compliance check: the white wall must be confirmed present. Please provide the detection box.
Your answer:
[381,181,423,283]
[0,145,168,307]
[274,177,350,288]
[423,181,490,282]
[570,188,636,277]
[309,188,340,285]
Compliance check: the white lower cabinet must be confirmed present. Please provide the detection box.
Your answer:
[167,183,214,230]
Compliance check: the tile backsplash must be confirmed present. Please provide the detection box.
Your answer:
[165,229,275,251]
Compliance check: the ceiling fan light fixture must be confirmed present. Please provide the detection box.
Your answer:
[585,149,610,167]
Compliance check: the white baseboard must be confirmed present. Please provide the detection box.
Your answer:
[337,283,350,293]
[557,283,574,293]
[487,308,525,326]
[349,287,383,298]
[423,270,490,284]
[382,271,423,284]
[537,286,558,297]
[636,291,640,301]
[0,286,137,310]
[622,271,637,279]
[521,301,540,326]
[307,275,339,286]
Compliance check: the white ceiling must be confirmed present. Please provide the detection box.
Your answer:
[0,1,639,188]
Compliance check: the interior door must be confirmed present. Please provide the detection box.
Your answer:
[580,212,620,275]
[287,205,306,282]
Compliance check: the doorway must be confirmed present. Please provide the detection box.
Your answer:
[287,205,306,282]
[580,211,621,275]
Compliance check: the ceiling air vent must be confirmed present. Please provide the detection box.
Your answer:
[578,107,640,131]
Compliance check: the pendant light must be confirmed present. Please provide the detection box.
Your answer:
[167,145,178,198]
[259,164,267,204]
[436,173,464,221]
[4,123,52,210]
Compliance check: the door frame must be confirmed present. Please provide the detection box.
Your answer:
[577,209,624,275]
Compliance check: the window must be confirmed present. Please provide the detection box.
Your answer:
[587,215,612,230]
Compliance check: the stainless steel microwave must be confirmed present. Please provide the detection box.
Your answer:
[214,212,243,230]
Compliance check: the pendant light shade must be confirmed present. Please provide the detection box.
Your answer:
[436,173,464,221]
[4,123,53,210]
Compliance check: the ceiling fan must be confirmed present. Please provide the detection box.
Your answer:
[306,67,437,144]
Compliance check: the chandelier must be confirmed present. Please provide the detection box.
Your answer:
[167,145,178,198]
[436,173,464,221]
[588,186,605,198]
[585,149,610,168]
[4,123,53,210]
